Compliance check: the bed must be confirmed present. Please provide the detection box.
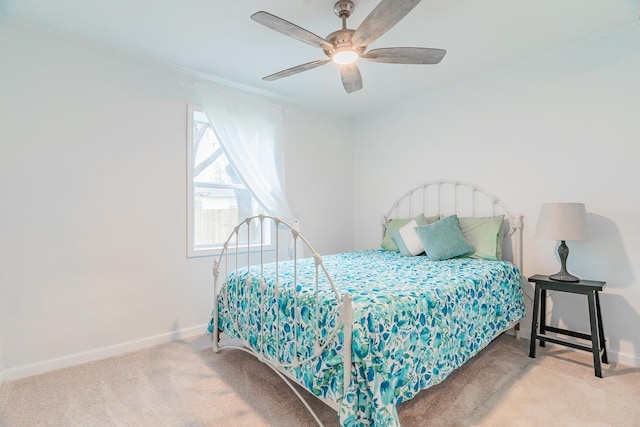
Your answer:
[208,180,525,426]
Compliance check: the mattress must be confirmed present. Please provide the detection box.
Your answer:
[210,249,525,426]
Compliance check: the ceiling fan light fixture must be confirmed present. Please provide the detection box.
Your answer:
[332,48,359,65]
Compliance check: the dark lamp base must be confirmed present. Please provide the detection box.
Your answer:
[549,271,580,282]
[550,240,581,282]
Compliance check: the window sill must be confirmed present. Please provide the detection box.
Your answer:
[187,245,276,258]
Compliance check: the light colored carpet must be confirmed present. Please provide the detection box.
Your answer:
[1,333,638,426]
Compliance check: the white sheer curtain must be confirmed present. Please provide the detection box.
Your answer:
[196,89,302,255]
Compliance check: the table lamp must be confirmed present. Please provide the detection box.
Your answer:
[534,202,592,282]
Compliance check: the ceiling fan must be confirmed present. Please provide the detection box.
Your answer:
[251,0,446,93]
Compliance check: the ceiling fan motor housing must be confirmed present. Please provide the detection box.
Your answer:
[324,28,365,57]
[334,0,354,18]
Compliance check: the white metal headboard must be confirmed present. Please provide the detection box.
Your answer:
[383,180,523,271]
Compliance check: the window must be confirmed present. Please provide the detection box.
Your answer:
[187,105,270,257]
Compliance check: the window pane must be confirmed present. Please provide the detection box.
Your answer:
[189,107,269,254]
[193,122,234,185]
[193,187,258,247]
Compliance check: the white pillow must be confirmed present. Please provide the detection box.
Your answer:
[391,219,425,256]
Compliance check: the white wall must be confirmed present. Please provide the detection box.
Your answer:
[283,109,354,256]
[0,22,353,381]
[353,25,640,367]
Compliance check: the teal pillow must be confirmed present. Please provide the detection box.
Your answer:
[458,215,505,260]
[415,214,474,261]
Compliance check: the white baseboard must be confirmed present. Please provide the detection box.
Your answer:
[3,324,638,384]
[1,324,207,383]
[609,349,640,368]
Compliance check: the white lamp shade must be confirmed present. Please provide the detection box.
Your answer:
[535,203,592,241]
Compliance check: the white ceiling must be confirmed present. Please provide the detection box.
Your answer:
[1,0,638,117]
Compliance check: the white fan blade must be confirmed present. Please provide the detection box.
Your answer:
[251,11,333,51]
[262,59,330,81]
[341,64,363,93]
[352,0,422,48]
[363,47,446,64]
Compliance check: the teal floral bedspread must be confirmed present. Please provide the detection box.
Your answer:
[209,250,525,426]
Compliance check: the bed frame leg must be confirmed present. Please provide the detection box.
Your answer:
[342,293,354,397]
[213,259,221,353]
[212,323,221,353]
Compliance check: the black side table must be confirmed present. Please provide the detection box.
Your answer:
[528,274,608,377]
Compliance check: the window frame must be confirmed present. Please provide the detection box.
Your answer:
[186,104,273,258]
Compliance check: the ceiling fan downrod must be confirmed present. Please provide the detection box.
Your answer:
[334,0,354,29]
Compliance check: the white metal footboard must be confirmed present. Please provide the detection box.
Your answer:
[211,215,352,425]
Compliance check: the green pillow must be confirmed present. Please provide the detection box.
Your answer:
[415,214,474,261]
[458,215,505,261]
[381,214,437,251]
[381,218,413,251]
[497,224,504,260]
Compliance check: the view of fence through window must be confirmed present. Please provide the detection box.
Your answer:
[191,110,266,251]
